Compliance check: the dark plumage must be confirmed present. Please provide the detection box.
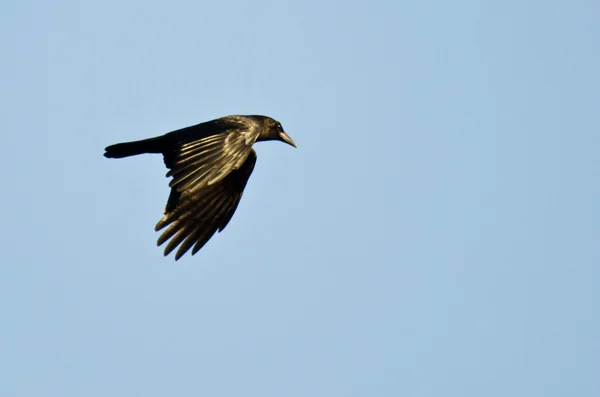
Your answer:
[104,115,296,260]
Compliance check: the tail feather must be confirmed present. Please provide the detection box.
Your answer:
[104,137,164,158]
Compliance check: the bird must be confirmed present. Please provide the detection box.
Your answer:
[104,115,296,260]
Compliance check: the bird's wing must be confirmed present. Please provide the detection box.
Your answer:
[165,125,258,192]
[155,149,257,260]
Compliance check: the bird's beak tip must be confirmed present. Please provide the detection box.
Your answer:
[280,132,297,148]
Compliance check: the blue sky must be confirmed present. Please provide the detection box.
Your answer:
[1,0,599,396]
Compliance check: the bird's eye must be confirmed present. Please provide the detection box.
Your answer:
[277,123,283,131]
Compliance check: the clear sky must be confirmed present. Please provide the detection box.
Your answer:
[1,0,599,396]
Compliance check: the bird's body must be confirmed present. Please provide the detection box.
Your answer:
[104,115,296,260]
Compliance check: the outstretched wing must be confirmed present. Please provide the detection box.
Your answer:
[155,150,257,260]
[165,121,259,192]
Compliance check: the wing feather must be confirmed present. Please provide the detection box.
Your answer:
[167,126,258,192]
[156,150,257,260]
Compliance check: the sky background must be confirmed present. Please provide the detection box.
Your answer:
[1,0,599,396]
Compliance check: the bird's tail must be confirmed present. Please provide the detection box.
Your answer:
[104,136,164,158]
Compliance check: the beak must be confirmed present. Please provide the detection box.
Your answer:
[279,131,297,148]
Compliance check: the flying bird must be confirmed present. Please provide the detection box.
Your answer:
[104,115,296,260]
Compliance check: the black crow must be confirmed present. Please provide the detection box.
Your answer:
[104,115,296,260]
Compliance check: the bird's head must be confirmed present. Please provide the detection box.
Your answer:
[257,116,296,148]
